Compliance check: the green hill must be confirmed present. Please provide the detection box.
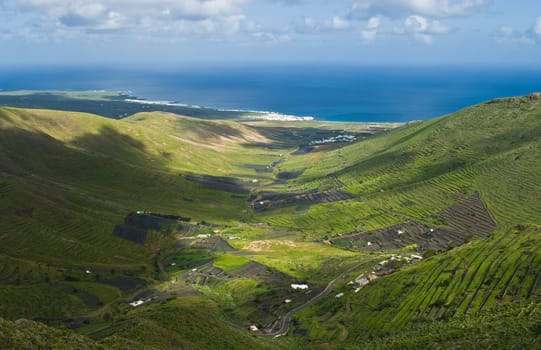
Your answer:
[267,94,541,348]
[0,297,280,350]
[261,94,541,236]
[0,94,540,349]
[0,107,271,323]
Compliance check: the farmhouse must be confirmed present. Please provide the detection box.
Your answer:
[356,277,369,286]
[291,283,309,290]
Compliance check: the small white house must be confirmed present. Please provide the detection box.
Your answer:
[291,284,309,290]
[129,300,144,307]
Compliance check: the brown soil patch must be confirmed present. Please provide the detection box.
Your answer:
[333,193,497,252]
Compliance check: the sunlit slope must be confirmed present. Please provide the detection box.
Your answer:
[122,112,278,175]
[267,94,541,235]
[0,107,280,321]
[283,94,541,193]
[285,95,541,348]
[0,108,270,266]
[296,224,541,347]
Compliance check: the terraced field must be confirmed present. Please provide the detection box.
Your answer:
[332,193,497,251]
[280,95,541,347]
[294,225,541,346]
[252,189,352,212]
[1,94,541,349]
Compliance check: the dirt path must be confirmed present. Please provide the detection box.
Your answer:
[261,262,363,338]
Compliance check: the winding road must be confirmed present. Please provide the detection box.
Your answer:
[261,262,363,338]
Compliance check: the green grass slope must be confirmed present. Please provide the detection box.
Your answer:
[263,94,541,237]
[99,297,283,350]
[0,107,282,321]
[1,93,541,349]
[0,317,103,350]
[295,225,541,347]
[1,297,282,350]
[279,94,541,348]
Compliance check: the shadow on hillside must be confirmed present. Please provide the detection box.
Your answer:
[0,125,250,215]
[70,125,149,164]
[246,125,325,147]
[76,125,146,151]
[0,127,69,174]
[168,117,245,141]
[0,125,161,183]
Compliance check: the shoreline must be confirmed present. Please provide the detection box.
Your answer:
[124,95,405,125]
[0,89,407,124]
[125,97,316,122]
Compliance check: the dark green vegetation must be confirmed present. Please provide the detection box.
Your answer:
[1,92,540,349]
[0,90,247,120]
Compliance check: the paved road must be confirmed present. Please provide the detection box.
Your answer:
[261,263,363,338]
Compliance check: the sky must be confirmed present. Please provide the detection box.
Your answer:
[1,0,540,67]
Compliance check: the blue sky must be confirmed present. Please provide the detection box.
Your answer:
[1,0,540,66]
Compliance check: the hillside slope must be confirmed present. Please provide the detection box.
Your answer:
[0,107,281,322]
[272,94,541,347]
[0,297,281,350]
[1,94,541,349]
[262,94,541,237]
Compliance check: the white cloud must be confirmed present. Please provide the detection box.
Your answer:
[535,17,541,36]
[494,24,534,46]
[403,15,448,34]
[499,25,513,36]
[350,0,491,19]
[6,0,248,36]
[13,0,246,18]
[298,15,351,33]
[5,0,312,45]
[360,16,380,43]
[395,15,449,43]
[367,16,380,30]
[329,16,350,30]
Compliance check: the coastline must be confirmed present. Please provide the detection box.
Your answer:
[125,96,316,122]
[124,95,405,126]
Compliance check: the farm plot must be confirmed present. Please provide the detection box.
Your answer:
[252,189,352,212]
[332,193,496,252]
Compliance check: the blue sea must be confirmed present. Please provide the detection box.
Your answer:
[1,64,541,122]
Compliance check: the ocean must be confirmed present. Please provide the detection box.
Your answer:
[1,64,540,122]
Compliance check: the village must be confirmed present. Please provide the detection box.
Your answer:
[339,253,424,298]
[309,133,356,145]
